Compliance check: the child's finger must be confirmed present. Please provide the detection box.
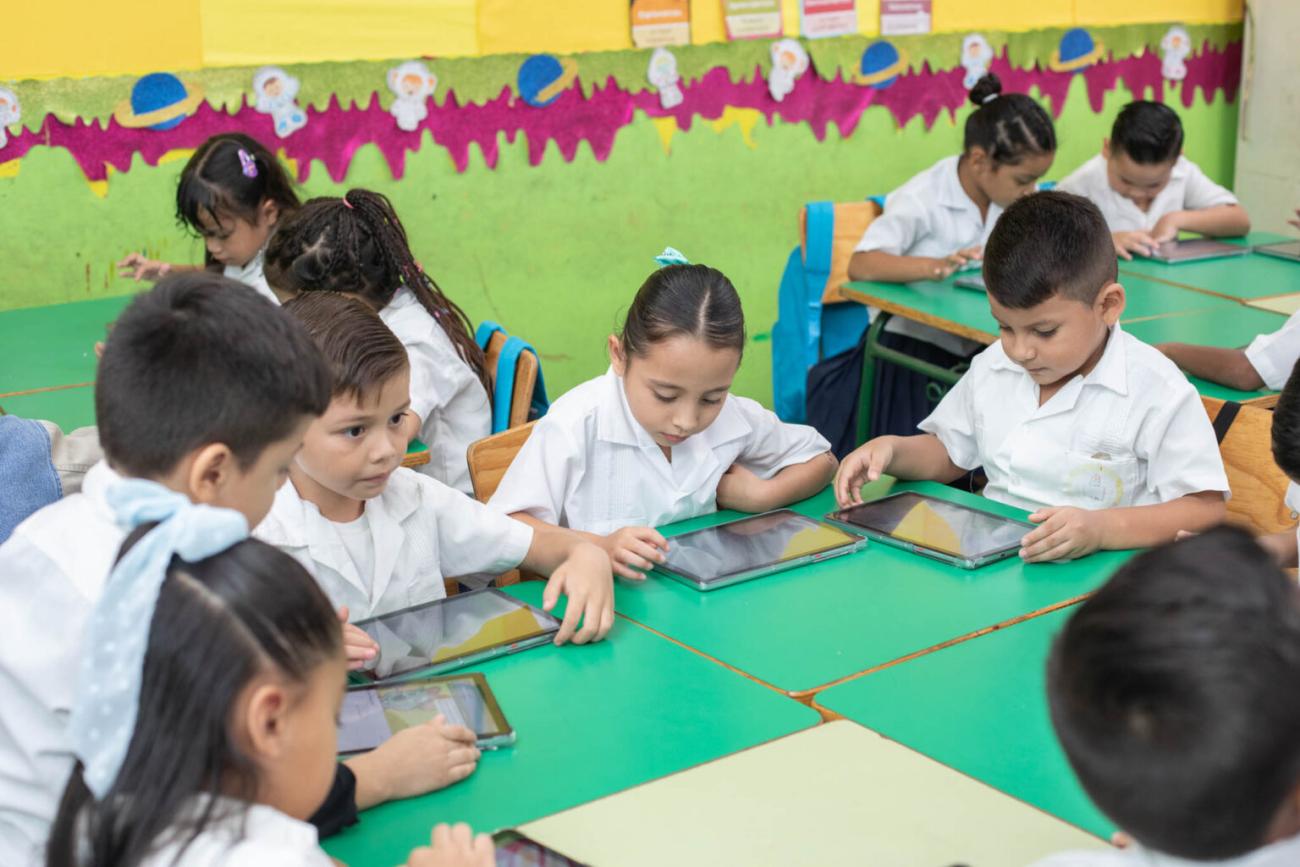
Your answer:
[554,592,582,645]
[446,747,480,767]
[630,539,666,564]
[541,573,563,612]
[439,722,478,743]
[1023,537,1077,563]
[639,528,669,550]
[613,561,645,580]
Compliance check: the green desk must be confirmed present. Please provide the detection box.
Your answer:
[0,297,131,395]
[0,385,97,430]
[815,606,1115,839]
[1117,232,1300,300]
[322,583,819,867]
[616,480,1131,697]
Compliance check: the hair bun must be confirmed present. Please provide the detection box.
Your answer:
[291,248,333,284]
[968,73,1003,107]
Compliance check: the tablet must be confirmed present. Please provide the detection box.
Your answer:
[954,273,986,292]
[652,509,867,591]
[1255,240,1300,263]
[339,672,514,753]
[493,830,588,866]
[826,491,1033,569]
[1138,238,1251,264]
[351,588,560,683]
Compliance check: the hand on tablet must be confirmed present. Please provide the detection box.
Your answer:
[601,526,668,579]
[1112,230,1158,261]
[338,606,380,670]
[406,823,496,867]
[1020,506,1104,563]
[542,542,615,645]
[351,713,480,808]
[835,439,894,507]
[1150,212,1183,244]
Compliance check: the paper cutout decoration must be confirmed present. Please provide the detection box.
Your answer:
[1049,28,1105,73]
[768,39,810,102]
[1160,26,1192,81]
[0,88,19,150]
[388,61,437,131]
[252,67,307,138]
[800,0,857,40]
[648,48,685,109]
[854,40,909,89]
[960,34,994,89]
[517,54,579,108]
[631,0,691,48]
[112,73,204,131]
[880,0,931,36]
[721,0,782,41]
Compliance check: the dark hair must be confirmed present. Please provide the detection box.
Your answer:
[46,532,341,867]
[1048,526,1300,860]
[96,273,332,478]
[620,264,745,361]
[262,189,491,396]
[964,74,1057,166]
[176,134,300,267]
[283,292,410,403]
[1271,358,1300,483]
[983,191,1117,308]
[1110,101,1184,165]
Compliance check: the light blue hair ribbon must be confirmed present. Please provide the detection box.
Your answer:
[654,247,690,268]
[69,479,249,799]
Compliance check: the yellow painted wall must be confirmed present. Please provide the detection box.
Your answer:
[3,0,1243,81]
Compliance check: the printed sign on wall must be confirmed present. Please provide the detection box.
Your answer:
[632,0,691,48]
[880,0,931,36]
[721,0,783,40]
[801,0,857,40]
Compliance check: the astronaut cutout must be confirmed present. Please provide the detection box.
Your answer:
[388,61,437,132]
[252,67,307,138]
[1160,26,1191,82]
[0,87,19,149]
[768,39,809,103]
[648,48,684,110]
[960,34,994,90]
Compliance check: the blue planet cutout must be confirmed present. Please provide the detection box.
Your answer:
[113,72,204,130]
[517,54,580,108]
[854,41,910,89]
[1049,28,1105,72]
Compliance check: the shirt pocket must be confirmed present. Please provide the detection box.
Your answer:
[1062,449,1140,508]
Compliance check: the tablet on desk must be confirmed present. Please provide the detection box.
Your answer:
[494,830,588,866]
[351,588,560,683]
[652,509,867,591]
[1138,238,1252,264]
[826,491,1032,569]
[339,672,514,753]
[1255,240,1300,263]
[954,273,986,292]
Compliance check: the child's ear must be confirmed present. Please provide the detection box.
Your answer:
[607,334,627,376]
[185,443,238,506]
[966,146,991,173]
[1097,281,1126,325]
[242,679,291,761]
[260,198,280,229]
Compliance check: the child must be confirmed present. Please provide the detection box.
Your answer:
[118,133,300,304]
[45,492,495,867]
[488,253,837,580]
[835,192,1228,562]
[254,291,614,642]
[1251,356,1300,569]
[1034,527,1300,866]
[847,73,1056,437]
[263,189,490,495]
[1058,101,1250,260]
[1156,310,1300,393]
[0,276,475,867]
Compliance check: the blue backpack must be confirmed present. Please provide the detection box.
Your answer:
[474,321,550,434]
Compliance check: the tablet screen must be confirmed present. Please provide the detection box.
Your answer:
[494,831,587,866]
[1148,238,1246,262]
[661,511,861,584]
[1260,241,1300,258]
[832,492,1027,559]
[339,673,510,754]
[354,589,560,680]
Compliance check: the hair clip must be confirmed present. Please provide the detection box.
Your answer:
[237,149,258,178]
[341,194,354,210]
[981,92,999,104]
[654,247,690,268]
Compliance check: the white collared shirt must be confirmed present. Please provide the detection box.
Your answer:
[379,287,492,495]
[854,155,996,355]
[140,799,332,867]
[223,249,279,306]
[1244,308,1300,391]
[919,325,1229,512]
[0,461,126,866]
[1057,154,1238,233]
[1032,834,1300,867]
[487,369,831,536]
[254,468,532,620]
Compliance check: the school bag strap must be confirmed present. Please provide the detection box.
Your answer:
[1212,400,1243,444]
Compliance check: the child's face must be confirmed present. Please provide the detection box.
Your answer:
[211,418,310,527]
[971,149,1055,209]
[987,283,1125,389]
[197,199,279,269]
[1104,142,1176,211]
[608,334,741,452]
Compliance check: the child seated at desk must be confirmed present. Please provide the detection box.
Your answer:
[1157,309,1300,394]
[1058,101,1250,260]
[835,192,1228,563]
[1251,357,1300,568]
[1033,527,1300,866]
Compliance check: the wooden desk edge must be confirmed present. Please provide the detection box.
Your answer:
[837,286,996,346]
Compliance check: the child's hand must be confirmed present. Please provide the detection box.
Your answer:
[1020,507,1105,563]
[715,464,767,513]
[600,526,667,580]
[358,713,480,804]
[116,253,170,282]
[1150,213,1184,244]
[945,246,983,271]
[543,542,614,645]
[407,823,497,867]
[1112,230,1158,260]
[834,439,895,507]
[338,606,379,670]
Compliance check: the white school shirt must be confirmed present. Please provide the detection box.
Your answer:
[223,249,279,306]
[1032,834,1300,867]
[1056,154,1238,233]
[1244,308,1300,390]
[0,461,126,867]
[919,325,1229,513]
[378,287,492,495]
[254,468,533,620]
[487,369,831,536]
[854,155,998,357]
[139,800,333,867]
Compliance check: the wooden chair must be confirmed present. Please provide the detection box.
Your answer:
[462,421,539,587]
[1202,396,1296,535]
[482,330,541,430]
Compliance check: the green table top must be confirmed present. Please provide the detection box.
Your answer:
[0,385,97,430]
[816,605,1114,838]
[0,296,131,395]
[1117,232,1300,300]
[615,480,1131,696]
[322,582,819,867]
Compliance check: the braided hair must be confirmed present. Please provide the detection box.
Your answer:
[264,188,491,396]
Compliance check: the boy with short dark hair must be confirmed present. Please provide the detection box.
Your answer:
[1058,101,1250,260]
[835,192,1228,562]
[1035,526,1300,866]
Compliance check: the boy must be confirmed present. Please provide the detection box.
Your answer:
[254,292,615,644]
[1035,527,1300,866]
[1058,101,1249,260]
[0,276,477,866]
[835,192,1228,562]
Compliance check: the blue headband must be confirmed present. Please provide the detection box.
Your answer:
[654,247,689,268]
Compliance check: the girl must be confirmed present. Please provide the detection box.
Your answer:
[46,485,493,867]
[846,73,1056,438]
[118,133,300,305]
[263,189,491,496]
[488,251,838,579]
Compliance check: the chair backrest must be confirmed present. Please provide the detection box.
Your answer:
[467,421,537,504]
[1202,396,1296,534]
[800,199,883,304]
[478,324,545,431]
